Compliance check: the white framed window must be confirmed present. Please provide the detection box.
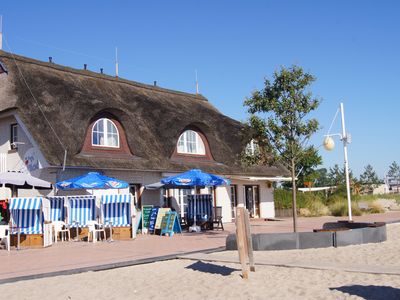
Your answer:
[92,118,120,148]
[245,139,259,156]
[177,130,206,155]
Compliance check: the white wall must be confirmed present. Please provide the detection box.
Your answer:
[229,179,275,219]
[215,186,232,223]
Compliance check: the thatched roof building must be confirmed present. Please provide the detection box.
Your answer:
[0,50,287,177]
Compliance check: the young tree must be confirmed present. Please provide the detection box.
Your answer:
[360,164,380,193]
[327,164,355,186]
[388,161,400,178]
[244,65,320,232]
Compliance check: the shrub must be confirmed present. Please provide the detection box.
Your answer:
[299,208,311,217]
[368,201,385,214]
[307,200,330,216]
[329,199,362,217]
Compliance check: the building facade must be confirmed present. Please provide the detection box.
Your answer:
[0,51,288,222]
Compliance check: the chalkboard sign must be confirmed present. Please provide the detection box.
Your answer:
[160,211,182,237]
[155,208,170,230]
[148,207,159,233]
[141,205,153,232]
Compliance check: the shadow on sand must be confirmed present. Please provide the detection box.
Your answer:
[330,285,400,300]
[185,261,239,276]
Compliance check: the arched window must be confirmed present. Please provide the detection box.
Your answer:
[177,130,206,155]
[92,118,120,148]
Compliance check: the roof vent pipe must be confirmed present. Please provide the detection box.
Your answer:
[49,57,53,63]
[100,68,103,74]
[84,64,87,70]
[154,81,157,87]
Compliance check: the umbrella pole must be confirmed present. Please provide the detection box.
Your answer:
[193,186,197,228]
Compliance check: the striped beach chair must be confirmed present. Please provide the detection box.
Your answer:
[9,197,43,234]
[67,196,96,227]
[186,194,213,229]
[47,196,67,222]
[101,194,131,227]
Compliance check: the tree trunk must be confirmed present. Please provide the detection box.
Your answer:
[291,158,297,232]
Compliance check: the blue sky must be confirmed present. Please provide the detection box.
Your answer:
[1,1,399,178]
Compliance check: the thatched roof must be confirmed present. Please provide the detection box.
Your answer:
[0,50,288,177]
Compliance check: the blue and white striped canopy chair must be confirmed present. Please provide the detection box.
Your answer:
[47,196,67,222]
[101,194,132,239]
[47,196,70,242]
[67,196,97,240]
[186,194,213,230]
[9,197,45,247]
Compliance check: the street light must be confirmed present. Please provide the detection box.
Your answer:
[323,102,353,221]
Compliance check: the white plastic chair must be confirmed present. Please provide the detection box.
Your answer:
[53,221,71,243]
[0,225,10,251]
[87,221,106,243]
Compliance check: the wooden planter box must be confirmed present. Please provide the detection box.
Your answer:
[110,227,132,240]
[10,234,43,248]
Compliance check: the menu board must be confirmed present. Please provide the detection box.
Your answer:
[160,211,182,236]
[141,205,153,231]
[167,213,176,231]
[155,208,171,230]
[148,207,159,233]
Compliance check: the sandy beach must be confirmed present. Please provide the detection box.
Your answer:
[2,223,400,299]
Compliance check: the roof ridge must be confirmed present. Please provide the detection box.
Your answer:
[0,50,208,102]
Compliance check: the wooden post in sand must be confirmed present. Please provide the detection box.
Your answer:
[236,207,255,279]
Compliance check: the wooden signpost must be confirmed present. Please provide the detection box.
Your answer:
[160,211,182,237]
[236,207,255,279]
[141,205,153,233]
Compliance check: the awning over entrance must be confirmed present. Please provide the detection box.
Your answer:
[228,175,293,182]
[144,182,164,190]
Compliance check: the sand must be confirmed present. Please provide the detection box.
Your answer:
[2,224,400,299]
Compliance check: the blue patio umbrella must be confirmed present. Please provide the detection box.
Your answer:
[56,172,129,190]
[161,169,229,230]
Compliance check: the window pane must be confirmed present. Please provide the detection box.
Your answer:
[99,133,105,145]
[196,133,205,154]
[108,133,118,146]
[92,133,98,145]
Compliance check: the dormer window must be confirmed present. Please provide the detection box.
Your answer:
[245,139,259,156]
[92,118,120,148]
[177,130,205,155]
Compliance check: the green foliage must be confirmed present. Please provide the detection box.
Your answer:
[327,164,355,186]
[328,199,362,217]
[313,168,330,187]
[244,65,320,167]
[360,164,381,186]
[282,145,322,188]
[274,189,326,209]
[387,161,400,178]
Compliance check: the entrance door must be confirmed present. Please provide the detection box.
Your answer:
[244,185,260,218]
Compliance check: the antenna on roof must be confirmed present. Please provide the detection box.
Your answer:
[115,47,119,78]
[195,69,199,94]
[0,15,3,50]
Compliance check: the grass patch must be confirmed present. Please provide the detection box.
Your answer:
[367,201,385,214]
[328,199,362,217]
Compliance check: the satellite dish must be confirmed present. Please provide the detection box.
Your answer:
[323,136,335,151]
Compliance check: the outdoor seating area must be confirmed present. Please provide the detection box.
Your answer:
[0,169,229,250]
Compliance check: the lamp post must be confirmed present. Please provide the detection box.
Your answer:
[323,102,352,221]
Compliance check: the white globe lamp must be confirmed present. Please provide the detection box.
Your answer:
[323,136,335,151]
